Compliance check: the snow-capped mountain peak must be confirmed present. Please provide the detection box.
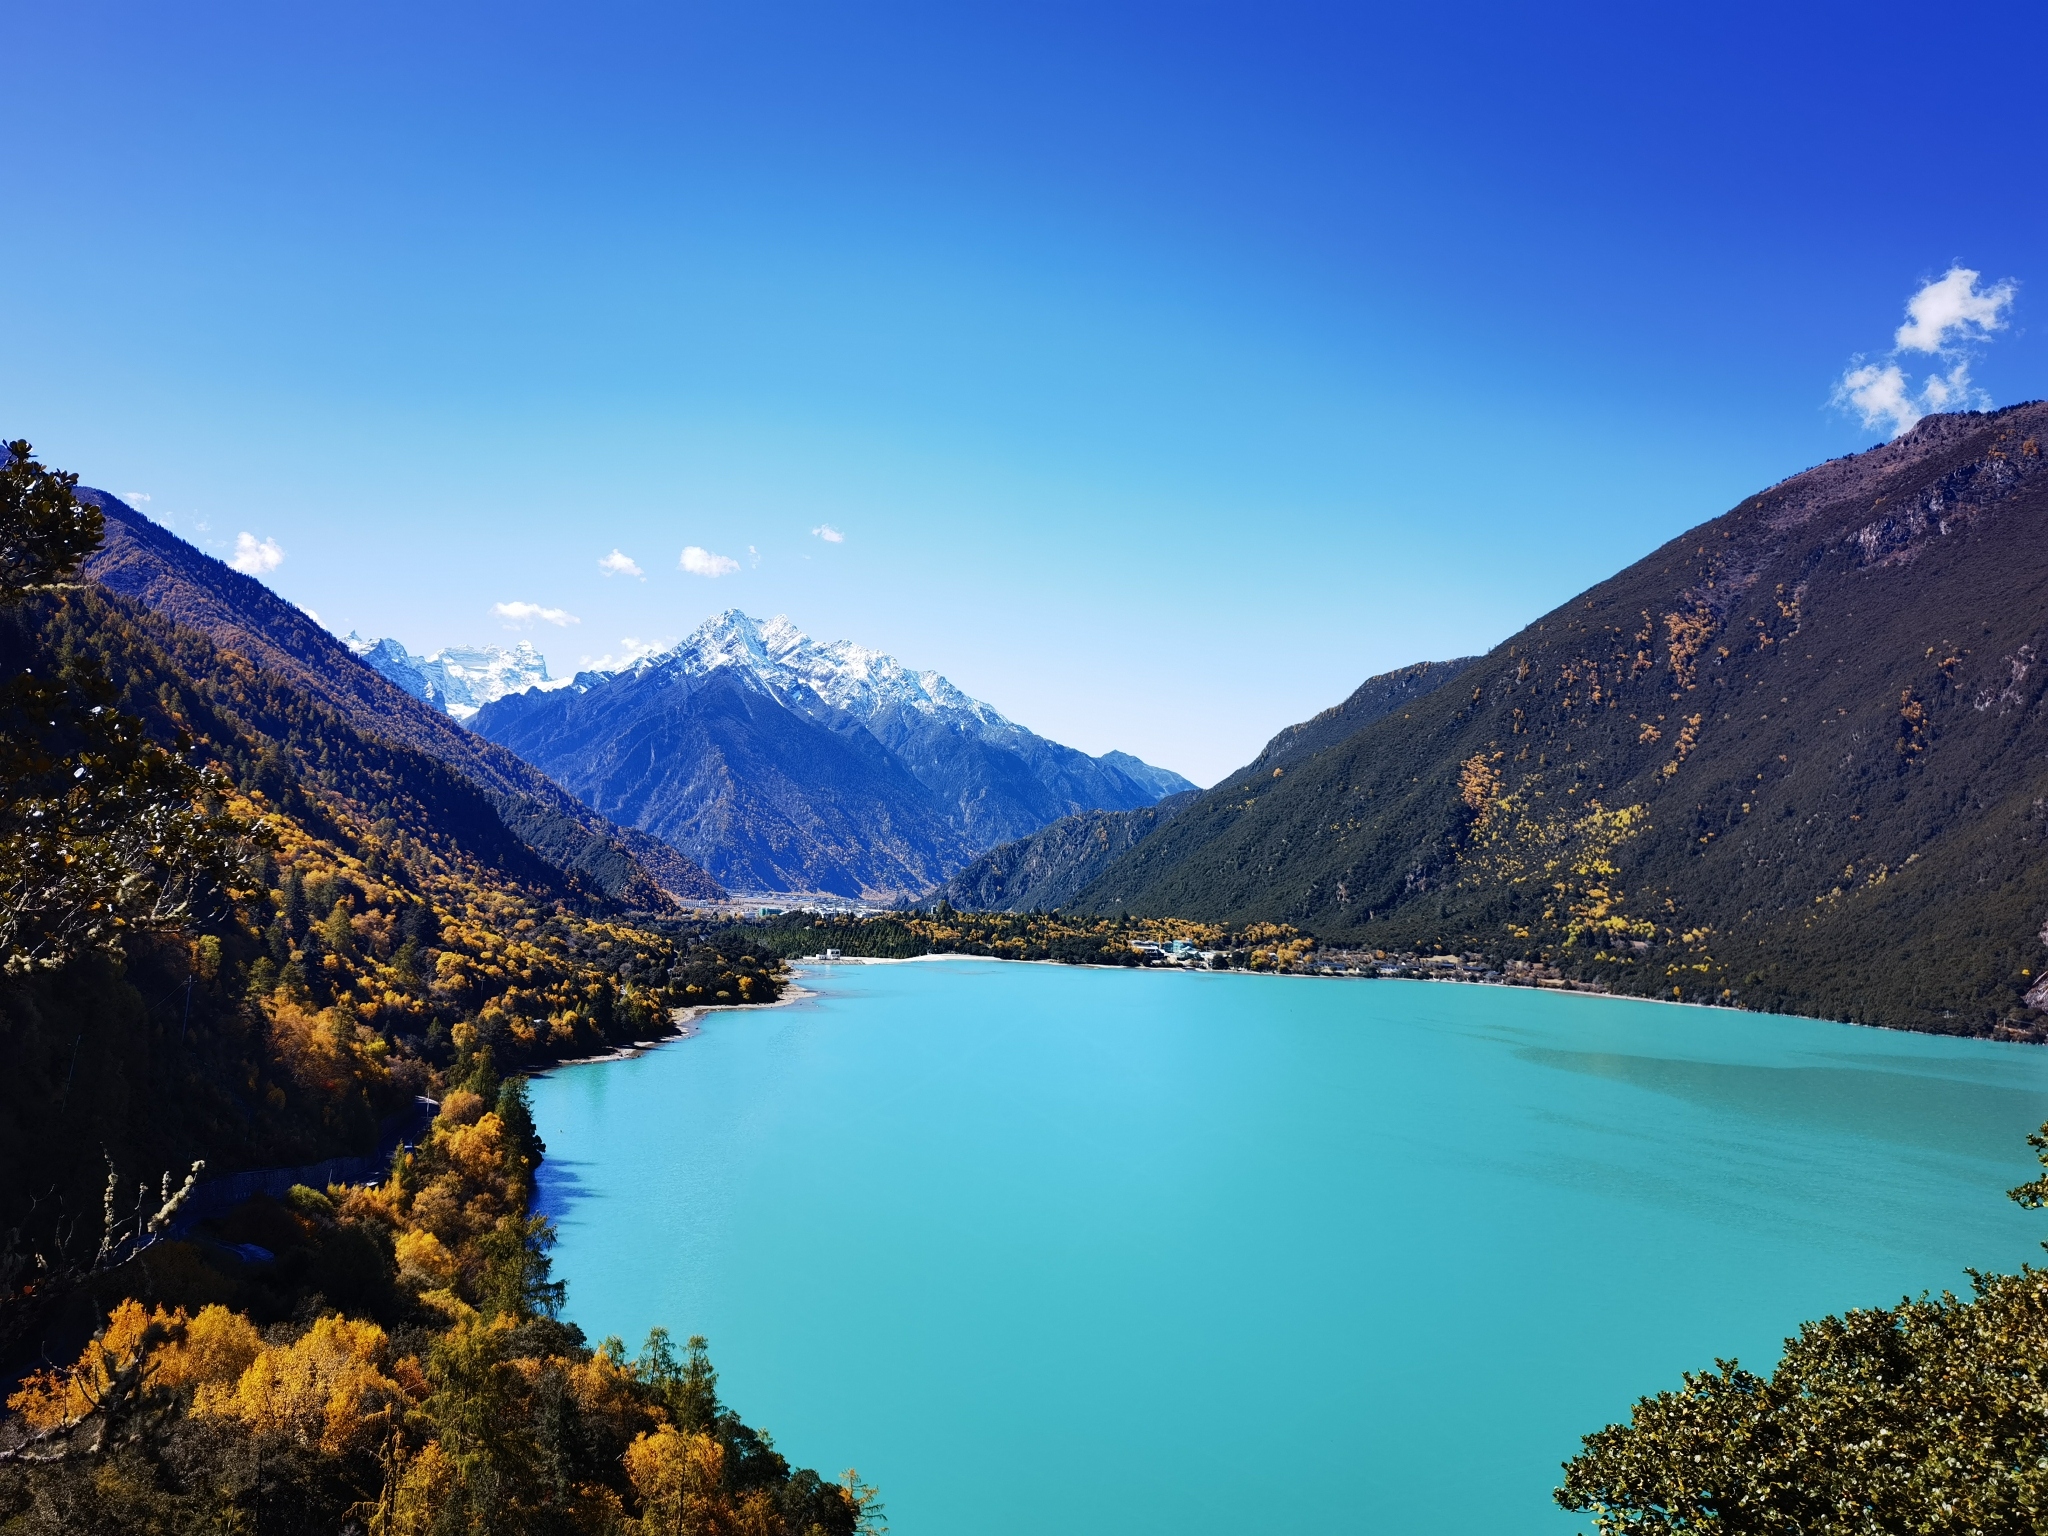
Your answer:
[650,610,1012,730]
[343,633,570,721]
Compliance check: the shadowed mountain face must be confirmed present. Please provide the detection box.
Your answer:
[926,790,1200,913]
[471,610,1195,899]
[79,494,723,905]
[477,663,976,899]
[1072,403,2048,1037]
[1246,658,1480,772]
[928,659,1478,913]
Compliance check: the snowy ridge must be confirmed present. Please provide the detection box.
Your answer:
[635,610,1015,732]
[343,633,572,721]
[467,606,1199,897]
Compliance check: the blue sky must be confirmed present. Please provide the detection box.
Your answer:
[5,2,2044,784]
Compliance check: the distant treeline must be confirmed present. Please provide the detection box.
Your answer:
[745,905,1314,970]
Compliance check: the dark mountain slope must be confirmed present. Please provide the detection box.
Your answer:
[929,657,1472,914]
[1248,657,1479,772]
[927,789,1200,912]
[475,664,976,898]
[79,493,721,904]
[1077,404,2048,1037]
[858,698,1184,850]
[470,609,1191,895]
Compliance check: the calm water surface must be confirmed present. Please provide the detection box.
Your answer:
[530,960,2048,1534]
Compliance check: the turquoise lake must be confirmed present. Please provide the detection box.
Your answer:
[530,959,2048,1533]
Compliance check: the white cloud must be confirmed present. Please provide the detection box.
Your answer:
[1917,359,1976,413]
[299,604,321,624]
[598,548,644,579]
[1833,266,2016,439]
[493,600,581,627]
[1833,362,1919,436]
[1894,267,2016,353]
[811,523,845,544]
[122,491,150,504]
[228,532,285,575]
[680,545,740,578]
[748,544,760,567]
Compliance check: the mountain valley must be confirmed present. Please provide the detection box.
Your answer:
[469,610,1195,898]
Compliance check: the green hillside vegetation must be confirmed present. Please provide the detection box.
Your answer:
[924,791,1197,913]
[1,578,776,1250]
[1,445,871,1533]
[749,905,1311,969]
[1074,404,2048,1037]
[925,659,1480,915]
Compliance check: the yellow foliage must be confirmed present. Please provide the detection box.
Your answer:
[197,1313,412,1455]
[6,1299,181,1430]
[395,1227,460,1287]
[441,1112,508,1188]
[1671,713,1703,763]
[625,1423,727,1535]
[1458,780,1657,953]
[1663,604,1715,690]
[385,1439,457,1536]
[4,1299,264,1433]
[156,1304,263,1393]
[1458,751,1504,818]
[409,1174,474,1243]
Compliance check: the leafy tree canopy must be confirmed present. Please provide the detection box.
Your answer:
[0,440,102,602]
[1558,1121,2048,1534]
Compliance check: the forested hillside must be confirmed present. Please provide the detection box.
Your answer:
[1076,404,2048,1037]
[81,493,723,906]
[1,445,869,1533]
[0,578,763,1236]
[927,791,1198,912]
[929,658,1474,912]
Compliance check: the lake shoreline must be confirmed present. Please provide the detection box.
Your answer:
[795,949,1767,1019]
[795,949,2047,1041]
[531,983,819,1073]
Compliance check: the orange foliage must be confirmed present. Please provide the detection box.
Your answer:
[195,1313,417,1455]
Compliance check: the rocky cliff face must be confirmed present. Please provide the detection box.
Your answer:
[1074,403,2048,1037]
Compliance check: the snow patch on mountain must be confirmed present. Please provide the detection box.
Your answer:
[343,633,571,721]
[629,610,1015,732]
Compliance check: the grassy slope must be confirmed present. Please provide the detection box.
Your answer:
[1078,404,2048,1036]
